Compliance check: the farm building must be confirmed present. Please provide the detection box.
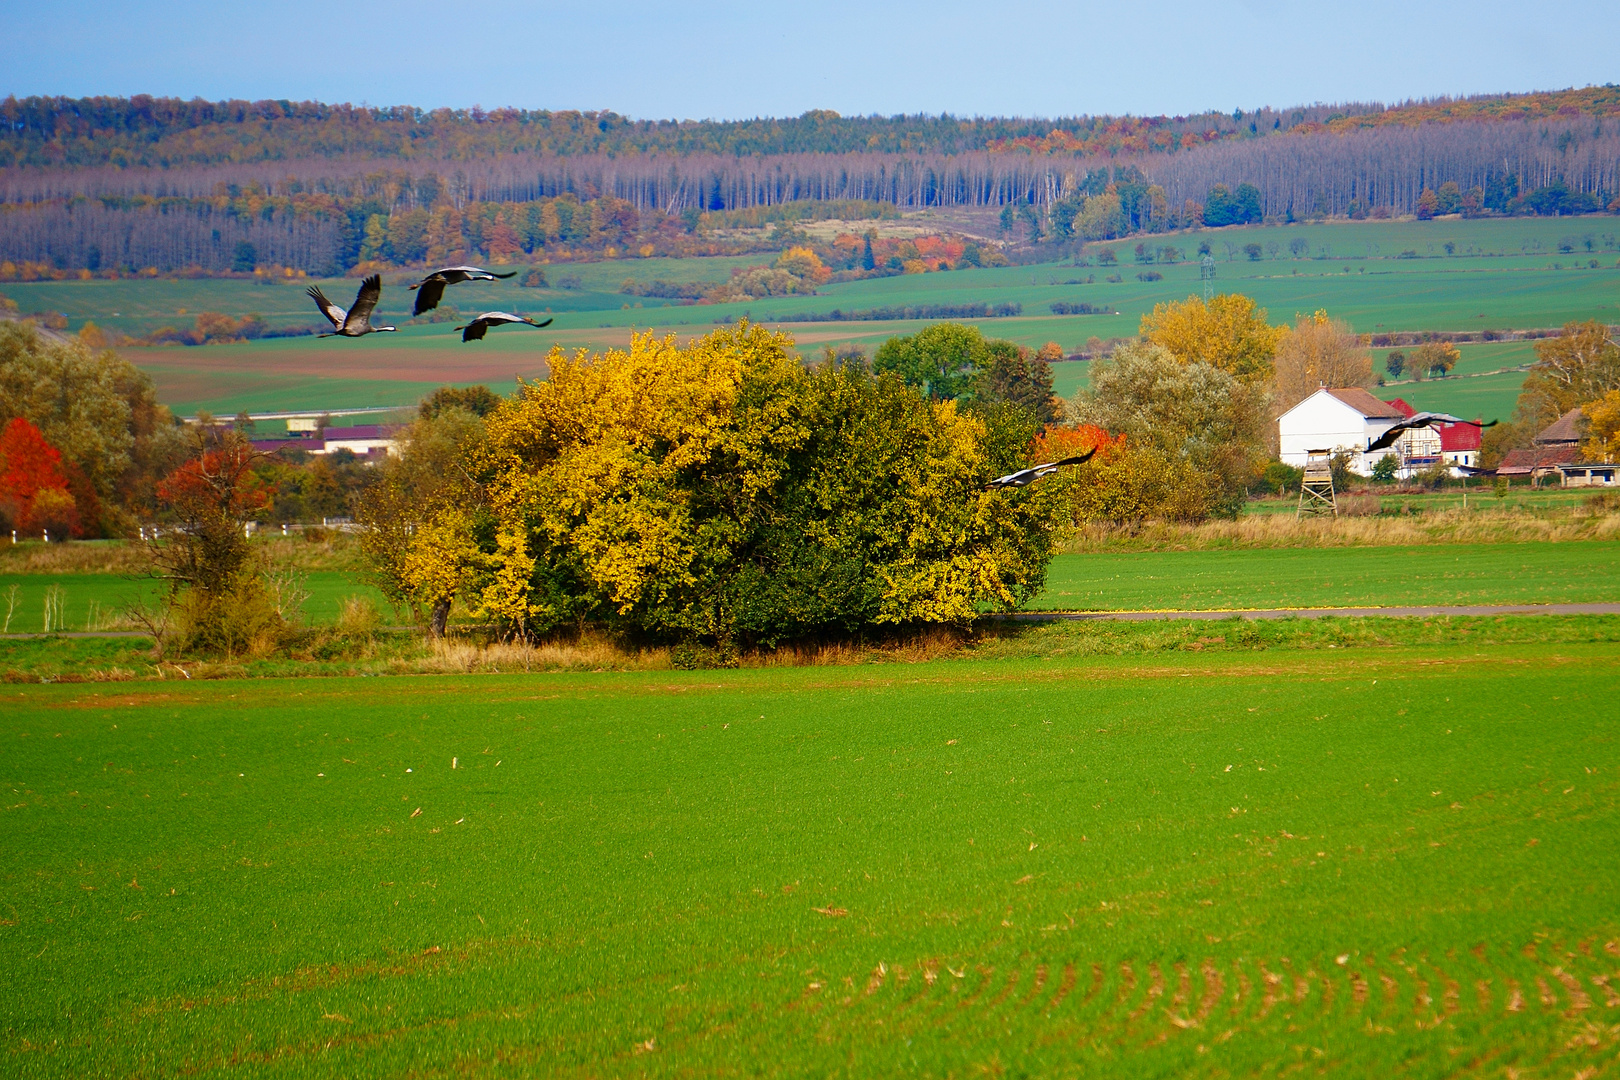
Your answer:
[251,424,400,459]
[1279,389,1486,479]
[1277,388,1404,475]
[317,425,400,457]
[1385,398,1483,474]
[1558,463,1618,486]
[1497,408,1585,484]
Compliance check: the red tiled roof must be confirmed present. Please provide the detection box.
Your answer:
[1439,423,1482,452]
[1328,388,1406,418]
[1497,446,1580,474]
[1383,397,1417,418]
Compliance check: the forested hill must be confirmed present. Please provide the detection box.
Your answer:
[3,88,1619,279]
[4,88,1620,170]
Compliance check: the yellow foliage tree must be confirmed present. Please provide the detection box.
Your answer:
[1140,294,1283,382]
[458,322,1060,645]
[774,245,831,284]
[1273,309,1371,412]
[1582,389,1620,462]
[1518,321,1620,430]
[356,408,489,635]
[424,208,465,265]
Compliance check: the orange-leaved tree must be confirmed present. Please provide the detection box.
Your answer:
[0,417,78,539]
[148,435,286,656]
[152,438,268,594]
[1032,422,1212,525]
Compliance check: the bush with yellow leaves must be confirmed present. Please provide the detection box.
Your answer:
[366,323,1064,647]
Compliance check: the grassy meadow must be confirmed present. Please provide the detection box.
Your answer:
[5,213,1620,1076]
[0,569,391,634]
[6,215,1620,415]
[3,641,1618,1076]
[1033,540,1620,612]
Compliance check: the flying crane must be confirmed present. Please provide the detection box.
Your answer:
[408,265,519,317]
[306,275,395,337]
[453,312,554,342]
[983,449,1096,490]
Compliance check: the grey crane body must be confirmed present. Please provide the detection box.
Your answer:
[307,275,395,337]
[454,312,553,342]
[409,265,518,317]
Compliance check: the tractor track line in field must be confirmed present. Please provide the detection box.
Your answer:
[7,602,1620,642]
[1003,602,1620,622]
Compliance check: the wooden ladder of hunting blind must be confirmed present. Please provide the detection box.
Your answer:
[1298,450,1337,517]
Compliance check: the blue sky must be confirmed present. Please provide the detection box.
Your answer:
[4,0,1616,120]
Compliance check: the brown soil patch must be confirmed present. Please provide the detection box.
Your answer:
[1046,964,1077,1012]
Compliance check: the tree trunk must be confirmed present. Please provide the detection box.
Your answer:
[429,597,451,638]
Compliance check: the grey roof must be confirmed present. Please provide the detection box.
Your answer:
[1535,408,1585,445]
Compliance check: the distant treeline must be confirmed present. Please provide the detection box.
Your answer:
[1048,302,1113,315]
[6,89,1619,169]
[0,96,1389,169]
[751,303,1023,324]
[4,89,1620,275]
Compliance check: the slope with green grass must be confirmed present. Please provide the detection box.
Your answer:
[2,643,1617,1076]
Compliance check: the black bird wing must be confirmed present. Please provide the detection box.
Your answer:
[1367,413,1498,451]
[455,312,550,341]
[412,276,448,316]
[306,285,346,329]
[491,270,518,279]
[343,275,383,332]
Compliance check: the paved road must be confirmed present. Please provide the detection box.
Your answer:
[1005,603,1620,622]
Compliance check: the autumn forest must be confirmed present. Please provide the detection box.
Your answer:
[3,88,1620,278]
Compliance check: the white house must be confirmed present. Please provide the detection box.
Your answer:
[1278,388,1405,474]
[312,424,400,457]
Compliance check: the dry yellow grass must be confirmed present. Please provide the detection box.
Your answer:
[1061,506,1620,554]
[396,625,976,675]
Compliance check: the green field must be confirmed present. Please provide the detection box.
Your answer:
[1035,541,1620,611]
[0,569,391,633]
[5,539,1615,631]
[3,641,1617,1076]
[7,216,1620,415]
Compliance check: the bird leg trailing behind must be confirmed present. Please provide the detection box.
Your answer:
[983,449,1096,490]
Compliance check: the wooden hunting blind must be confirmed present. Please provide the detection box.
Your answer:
[1298,449,1337,517]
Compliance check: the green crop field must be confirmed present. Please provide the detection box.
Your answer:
[5,537,1614,633]
[3,641,1617,1076]
[6,216,1619,415]
[1034,540,1620,612]
[0,569,391,633]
